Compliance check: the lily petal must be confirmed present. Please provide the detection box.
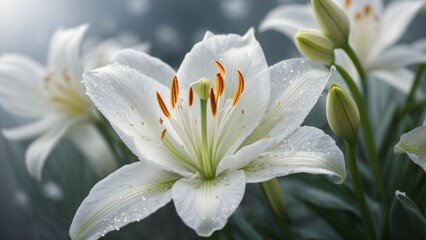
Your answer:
[172,170,246,237]
[367,45,426,71]
[2,115,62,140]
[259,4,317,40]
[244,59,332,144]
[413,38,426,53]
[112,49,176,86]
[0,54,49,118]
[372,1,423,57]
[68,123,118,177]
[243,126,346,184]
[25,117,78,181]
[394,121,426,172]
[70,162,179,240]
[47,24,88,78]
[371,68,414,94]
[84,63,193,176]
[177,29,271,154]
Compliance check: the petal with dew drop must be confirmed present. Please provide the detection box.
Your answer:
[244,126,346,184]
[172,170,246,237]
[70,162,179,240]
[112,49,176,86]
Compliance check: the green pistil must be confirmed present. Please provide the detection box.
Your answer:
[200,99,215,179]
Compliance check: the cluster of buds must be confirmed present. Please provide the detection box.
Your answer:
[296,0,350,65]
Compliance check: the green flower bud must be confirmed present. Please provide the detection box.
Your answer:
[296,29,335,65]
[312,0,350,48]
[326,83,360,145]
[191,77,214,100]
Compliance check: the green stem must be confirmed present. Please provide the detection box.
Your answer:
[346,142,376,240]
[200,99,214,179]
[405,64,425,108]
[343,45,367,95]
[335,64,388,211]
[261,178,286,218]
[94,118,122,164]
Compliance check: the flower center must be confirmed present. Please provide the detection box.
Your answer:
[155,60,245,179]
[44,69,89,117]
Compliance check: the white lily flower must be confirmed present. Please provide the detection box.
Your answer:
[394,118,426,172]
[70,29,346,239]
[260,0,426,93]
[0,25,117,180]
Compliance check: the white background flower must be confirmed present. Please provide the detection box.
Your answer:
[394,118,426,171]
[0,25,117,180]
[70,29,346,239]
[260,0,426,93]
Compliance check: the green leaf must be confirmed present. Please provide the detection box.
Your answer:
[390,191,426,240]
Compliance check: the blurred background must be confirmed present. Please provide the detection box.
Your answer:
[0,0,425,239]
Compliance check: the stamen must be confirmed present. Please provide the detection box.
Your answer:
[159,118,164,125]
[161,129,167,140]
[232,70,245,106]
[156,91,171,118]
[214,60,225,77]
[354,12,362,21]
[170,76,179,108]
[344,0,351,9]
[209,88,217,116]
[188,87,194,107]
[215,73,225,101]
[364,4,371,15]
[44,72,54,83]
[62,69,71,82]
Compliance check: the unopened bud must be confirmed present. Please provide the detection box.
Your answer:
[191,78,214,100]
[312,0,350,48]
[326,83,360,145]
[296,29,335,65]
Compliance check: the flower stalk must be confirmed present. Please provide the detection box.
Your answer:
[334,64,388,211]
[345,141,376,240]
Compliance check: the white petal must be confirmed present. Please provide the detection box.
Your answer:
[244,59,332,144]
[68,123,118,177]
[244,127,346,184]
[202,31,215,41]
[0,54,49,118]
[259,4,317,40]
[25,117,78,181]
[372,1,423,57]
[216,138,278,176]
[47,24,88,82]
[367,45,426,71]
[413,38,426,53]
[172,170,246,237]
[83,63,192,176]
[2,115,63,141]
[177,29,271,154]
[70,162,179,240]
[371,68,414,94]
[394,124,426,172]
[112,49,176,86]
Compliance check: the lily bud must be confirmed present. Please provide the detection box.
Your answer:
[191,77,214,100]
[311,0,350,48]
[326,83,360,145]
[261,178,286,217]
[296,29,335,65]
